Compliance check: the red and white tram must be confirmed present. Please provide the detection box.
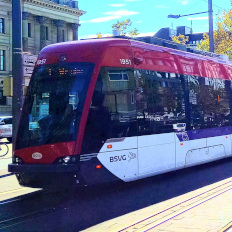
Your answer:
[8,38,232,188]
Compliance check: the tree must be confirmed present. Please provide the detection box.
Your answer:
[96,32,102,38]
[112,19,139,37]
[197,33,210,52]
[197,10,232,59]
[129,28,139,38]
[172,34,189,45]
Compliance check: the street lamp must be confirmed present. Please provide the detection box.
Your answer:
[12,0,23,146]
[168,11,208,19]
[168,0,214,53]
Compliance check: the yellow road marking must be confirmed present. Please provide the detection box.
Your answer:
[219,221,232,232]
[0,188,26,195]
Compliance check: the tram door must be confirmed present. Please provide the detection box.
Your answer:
[83,67,139,181]
[135,69,185,176]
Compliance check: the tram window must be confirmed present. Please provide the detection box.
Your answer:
[199,77,230,128]
[82,67,137,154]
[136,70,186,136]
[186,75,204,129]
[187,75,231,129]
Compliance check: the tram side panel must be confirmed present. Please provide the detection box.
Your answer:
[93,42,232,183]
[132,48,185,179]
[83,43,232,182]
[175,136,207,168]
[98,137,138,182]
[206,135,231,156]
[137,133,175,177]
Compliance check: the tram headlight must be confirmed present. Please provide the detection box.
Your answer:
[63,156,70,163]
[54,155,78,164]
[13,156,24,164]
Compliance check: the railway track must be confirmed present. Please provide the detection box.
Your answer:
[0,189,71,230]
[0,183,116,231]
[2,174,232,231]
[118,178,232,232]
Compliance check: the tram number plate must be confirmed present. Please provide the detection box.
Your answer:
[119,59,131,65]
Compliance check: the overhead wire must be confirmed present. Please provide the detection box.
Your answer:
[202,0,228,11]
[179,0,227,15]
[178,0,205,15]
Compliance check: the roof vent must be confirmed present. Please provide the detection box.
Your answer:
[112,30,120,37]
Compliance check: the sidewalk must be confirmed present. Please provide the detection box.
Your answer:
[84,177,232,232]
[0,141,37,201]
[0,159,11,177]
[0,172,39,202]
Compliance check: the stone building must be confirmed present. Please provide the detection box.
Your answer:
[0,0,85,115]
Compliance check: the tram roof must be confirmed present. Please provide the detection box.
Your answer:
[41,38,232,67]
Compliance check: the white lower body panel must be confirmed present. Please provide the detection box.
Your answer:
[97,149,138,181]
[96,132,232,183]
[138,144,175,175]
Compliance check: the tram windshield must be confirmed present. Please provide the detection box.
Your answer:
[16,62,94,149]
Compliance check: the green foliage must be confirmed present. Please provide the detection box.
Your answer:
[197,10,232,59]
[172,34,189,45]
[197,33,210,52]
[129,28,139,38]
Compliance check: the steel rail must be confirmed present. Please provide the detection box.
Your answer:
[0,189,80,230]
[119,178,232,232]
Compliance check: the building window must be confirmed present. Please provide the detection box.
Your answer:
[0,18,4,33]
[28,23,31,37]
[0,50,5,71]
[46,27,49,40]
[62,30,65,42]
[130,90,135,104]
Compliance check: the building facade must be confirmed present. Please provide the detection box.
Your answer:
[0,0,85,115]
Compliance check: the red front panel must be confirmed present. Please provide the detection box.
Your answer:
[14,141,75,164]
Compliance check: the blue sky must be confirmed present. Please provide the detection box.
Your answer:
[78,0,232,39]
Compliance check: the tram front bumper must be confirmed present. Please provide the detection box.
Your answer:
[8,157,118,188]
[8,163,80,188]
[8,163,79,173]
